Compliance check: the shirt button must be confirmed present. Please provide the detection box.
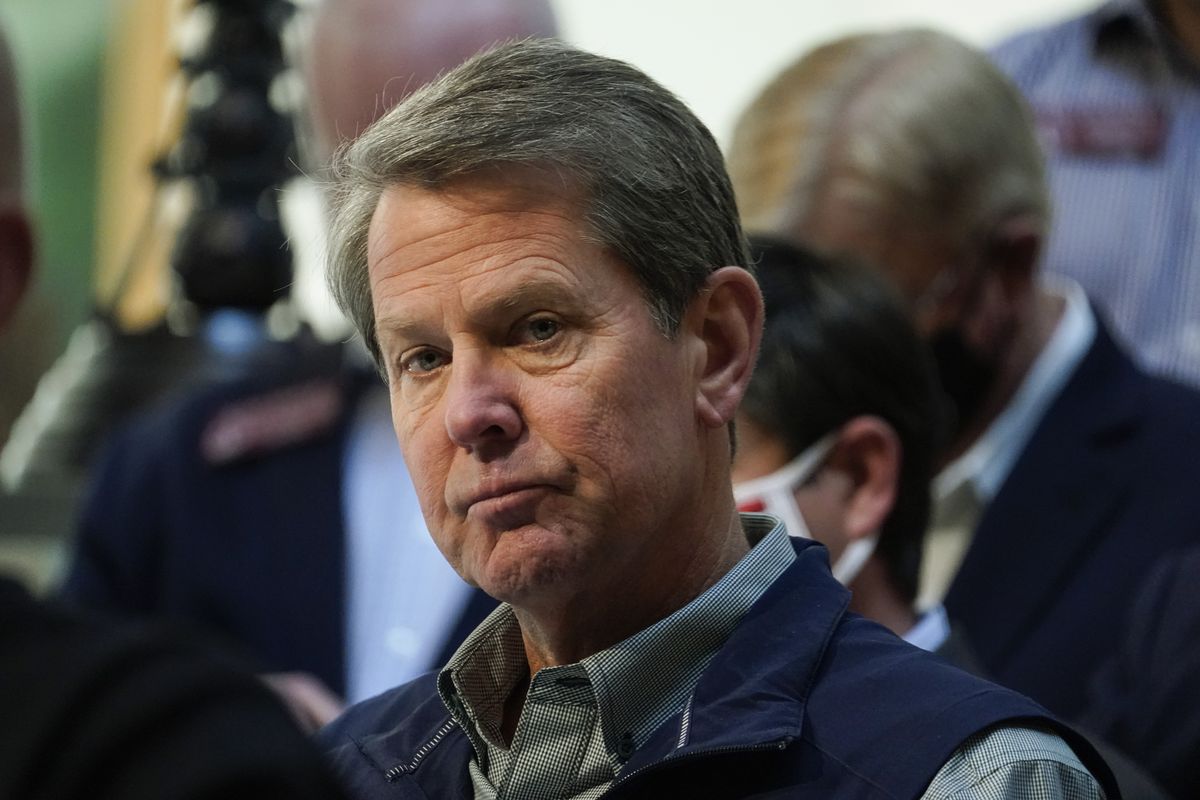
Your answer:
[616,732,636,761]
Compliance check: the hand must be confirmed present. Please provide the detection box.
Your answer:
[261,671,346,734]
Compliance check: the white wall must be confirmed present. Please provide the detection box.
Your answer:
[551,0,1096,146]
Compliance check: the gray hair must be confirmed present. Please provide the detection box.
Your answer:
[326,37,751,368]
[727,28,1048,250]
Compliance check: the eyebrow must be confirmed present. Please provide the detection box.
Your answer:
[376,272,591,346]
[483,280,584,321]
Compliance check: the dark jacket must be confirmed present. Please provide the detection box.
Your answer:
[60,358,494,696]
[1081,545,1200,799]
[320,539,1116,799]
[946,319,1200,720]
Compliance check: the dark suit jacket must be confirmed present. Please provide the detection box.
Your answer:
[59,355,495,698]
[945,316,1200,722]
[1081,545,1200,800]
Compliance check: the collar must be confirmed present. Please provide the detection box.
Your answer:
[437,515,794,764]
[340,536,848,798]
[935,278,1096,506]
[903,604,951,653]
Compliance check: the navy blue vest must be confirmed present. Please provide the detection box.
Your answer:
[321,539,1117,799]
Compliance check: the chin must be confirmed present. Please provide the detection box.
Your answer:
[473,525,579,604]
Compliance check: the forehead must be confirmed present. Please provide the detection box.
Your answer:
[365,174,632,322]
[801,180,954,305]
[372,170,572,253]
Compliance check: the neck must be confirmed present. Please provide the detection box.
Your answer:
[513,505,749,675]
[941,287,1063,464]
[847,556,917,637]
[1157,0,1200,64]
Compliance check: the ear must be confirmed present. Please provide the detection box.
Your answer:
[0,205,33,331]
[824,416,900,542]
[687,266,763,429]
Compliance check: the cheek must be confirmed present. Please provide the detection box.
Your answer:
[542,358,694,506]
[523,358,670,466]
[393,403,456,532]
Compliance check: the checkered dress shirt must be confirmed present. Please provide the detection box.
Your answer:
[437,517,1104,799]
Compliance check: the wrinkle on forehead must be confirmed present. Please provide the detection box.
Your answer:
[366,175,589,280]
[366,179,627,348]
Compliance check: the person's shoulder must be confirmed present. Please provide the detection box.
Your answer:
[812,615,1034,729]
[317,673,454,795]
[819,613,1024,705]
[101,347,373,473]
[802,616,1120,793]
[922,724,1104,800]
[1106,334,1200,449]
[318,672,444,753]
[1135,367,1200,431]
[1066,316,1200,444]
[0,580,346,799]
[992,11,1087,55]
[990,6,1097,80]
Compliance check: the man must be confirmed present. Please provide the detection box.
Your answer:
[991,0,1200,387]
[731,237,946,647]
[316,38,1113,799]
[60,0,555,722]
[726,27,1200,725]
[0,22,344,800]
[732,238,1166,799]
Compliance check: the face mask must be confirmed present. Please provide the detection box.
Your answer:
[928,326,997,443]
[733,433,878,585]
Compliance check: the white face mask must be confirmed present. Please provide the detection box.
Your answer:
[733,432,878,586]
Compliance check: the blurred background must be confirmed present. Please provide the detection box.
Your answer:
[0,0,1093,591]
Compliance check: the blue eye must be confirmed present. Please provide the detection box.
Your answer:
[403,348,449,374]
[527,317,560,343]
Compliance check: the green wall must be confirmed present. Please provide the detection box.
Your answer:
[1,0,112,342]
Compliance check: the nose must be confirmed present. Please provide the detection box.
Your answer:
[443,351,523,454]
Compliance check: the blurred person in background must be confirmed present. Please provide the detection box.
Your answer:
[735,235,1168,799]
[991,0,1200,388]
[727,26,1200,759]
[731,236,946,650]
[57,0,556,731]
[0,21,347,800]
[1078,542,1200,798]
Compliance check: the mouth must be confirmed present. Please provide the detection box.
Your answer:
[466,481,551,510]
[463,482,556,529]
[460,479,554,510]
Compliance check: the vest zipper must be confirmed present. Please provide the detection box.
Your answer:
[385,718,459,781]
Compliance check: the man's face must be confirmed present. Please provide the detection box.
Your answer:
[366,176,708,610]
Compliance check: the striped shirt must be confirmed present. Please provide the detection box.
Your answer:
[438,517,1103,799]
[992,0,1200,387]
